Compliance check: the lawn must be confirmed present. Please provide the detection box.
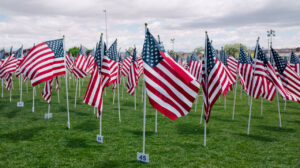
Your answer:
[0,75,299,167]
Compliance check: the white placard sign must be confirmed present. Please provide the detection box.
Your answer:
[44,113,53,119]
[137,152,149,163]
[96,135,103,143]
[17,102,24,107]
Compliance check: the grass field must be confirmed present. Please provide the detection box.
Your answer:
[0,75,299,167]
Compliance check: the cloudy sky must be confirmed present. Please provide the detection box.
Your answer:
[0,0,299,52]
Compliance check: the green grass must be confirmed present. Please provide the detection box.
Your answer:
[0,75,299,167]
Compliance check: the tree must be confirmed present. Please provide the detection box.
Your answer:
[224,43,247,57]
[68,47,80,57]
[194,46,204,55]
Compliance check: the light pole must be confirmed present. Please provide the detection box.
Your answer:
[103,9,108,46]
[267,29,276,58]
[170,38,175,51]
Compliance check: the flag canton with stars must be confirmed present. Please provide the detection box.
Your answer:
[186,56,190,66]
[132,48,137,62]
[220,49,229,66]
[239,47,251,64]
[271,48,287,74]
[107,40,117,61]
[290,51,300,64]
[89,49,95,56]
[46,39,64,58]
[14,46,23,59]
[206,35,216,74]
[79,45,88,56]
[142,28,164,68]
[94,35,104,71]
[0,49,5,60]
[190,52,198,61]
[124,50,131,59]
[255,44,268,65]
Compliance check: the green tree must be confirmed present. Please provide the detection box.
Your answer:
[68,47,80,57]
[194,46,204,55]
[224,43,247,57]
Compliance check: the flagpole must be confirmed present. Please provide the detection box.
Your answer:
[117,57,121,122]
[142,75,146,153]
[260,97,263,116]
[112,89,115,104]
[78,78,81,97]
[194,96,198,112]
[57,89,60,103]
[276,93,282,127]
[1,79,3,98]
[32,87,35,112]
[200,102,204,124]
[26,78,28,94]
[155,110,158,133]
[122,76,124,99]
[247,37,259,135]
[203,31,208,147]
[134,90,136,110]
[284,100,286,112]
[63,35,70,129]
[232,82,237,120]
[74,78,78,108]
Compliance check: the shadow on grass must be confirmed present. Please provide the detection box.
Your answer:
[241,114,262,119]
[66,137,88,148]
[213,116,239,123]
[0,126,45,141]
[125,129,155,136]
[6,108,20,119]
[176,123,206,135]
[233,133,277,142]
[74,120,97,132]
[257,125,295,133]
[94,160,121,168]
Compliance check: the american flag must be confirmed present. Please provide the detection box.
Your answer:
[188,52,202,82]
[142,26,200,120]
[83,34,107,117]
[271,47,300,102]
[121,50,132,76]
[289,51,300,75]
[127,47,138,95]
[55,76,59,92]
[137,57,143,78]
[0,49,5,68]
[112,52,122,90]
[4,73,12,90]
[249,41,275,101]
[238,46,253,94]
[220,48,236,86]
[19,38,66,86]
[86,49,95,73]
[102,39,118,87]
[72,45,88,78]
[42,78,53,103]
[65,53,74,72]
[202,33,231,122]
[0,48,18,78]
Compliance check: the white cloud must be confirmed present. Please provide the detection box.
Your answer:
[0,0,299,52]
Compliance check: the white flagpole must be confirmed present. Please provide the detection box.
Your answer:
[32,87,35,112]
[19,76,23,103]
[57,89,60,103]
[155,110,158,133]
[117,62,121,122]
[142,78,147,154]
[112,89,115,104]
[48,103,50,116]
[224,96,226,111]
[122,77,124,99]
[260,97,263,116]
[26,79,28,94]
[10,87,12,102]
[78,78,81,97]
[63,35,70,129]
[247,37,260,135]
[74,78,78,108]
[203,31,208,147]
[232,83,237,120]
[134,90,137,110]
[1,79,3,98]
[194,96,198,112]
[284,99,286,112]
[141,79,144,102]
[276,93,282,127]
[200,102,204,124]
